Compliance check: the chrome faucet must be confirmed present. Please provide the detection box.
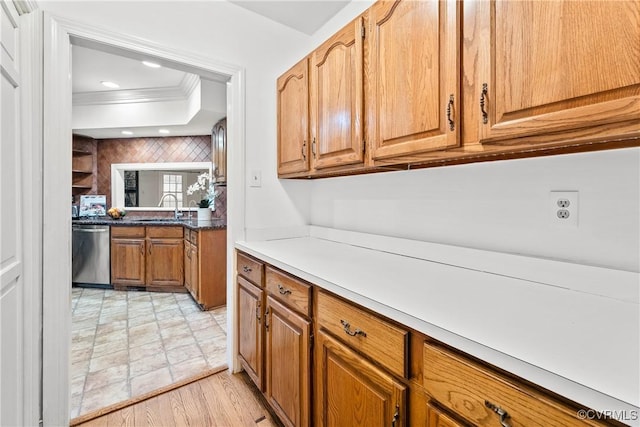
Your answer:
[188,200,198,220]
[157,193,183,219]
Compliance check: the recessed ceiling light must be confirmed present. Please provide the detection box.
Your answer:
[159,129,170,134]
[121,130,133,135]
[142,61,161,68]
[101,81,120,89]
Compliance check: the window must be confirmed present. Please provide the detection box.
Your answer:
[161,174,183,208]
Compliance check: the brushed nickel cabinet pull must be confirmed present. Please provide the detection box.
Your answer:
[277,284,292,295]
[256,300,261,323]
[312,137,317,158]
[148,243,152,255]
[485,400,511,427]
[480,83,489,124]
[340,319,366,337]
[264,307,270,331]
[446,94,455,131]
[302,140,307,160]
[391,405,400,427]
[243,266,252,273]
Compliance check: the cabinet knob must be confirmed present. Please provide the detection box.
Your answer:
[277,284,292,295]
[485,400,511,427]
[480,83,489,124]
[340,319,366,337]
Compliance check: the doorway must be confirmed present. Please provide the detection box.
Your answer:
[43,15,246,426]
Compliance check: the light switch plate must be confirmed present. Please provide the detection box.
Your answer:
[250,170,262,187]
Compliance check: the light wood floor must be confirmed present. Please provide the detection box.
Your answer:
[75,370,280,427]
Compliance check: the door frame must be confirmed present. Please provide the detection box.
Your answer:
[42,14,246,426]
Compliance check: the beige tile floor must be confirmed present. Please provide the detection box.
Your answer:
[71,287,227,419]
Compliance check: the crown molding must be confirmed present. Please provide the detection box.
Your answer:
[73,73,200,106]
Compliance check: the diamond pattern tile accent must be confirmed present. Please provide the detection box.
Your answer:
[95,135,212,206]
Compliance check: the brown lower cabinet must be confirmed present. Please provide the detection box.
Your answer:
[185,228,227,309]
[315,330,406,427]
[265,296,311,427]
[184,239,197,298]
[145,226,184,289]
[111,227,146,286]
[237,276,264,389]
[112,226,184,290]
[235,250,617,427]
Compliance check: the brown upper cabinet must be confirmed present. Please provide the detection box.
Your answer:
[367,0,460,164]
[277,0,639,179]
[464,0,640,147]
[212,117,227,184]
[277,57,310,176]
[309,15,365,172]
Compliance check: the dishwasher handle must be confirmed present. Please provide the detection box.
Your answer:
[73,227,109,233]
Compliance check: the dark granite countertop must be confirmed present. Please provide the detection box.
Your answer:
[72,217,226,230]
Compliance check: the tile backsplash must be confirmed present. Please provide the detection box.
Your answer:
[96,135,212,206]
[72,134,226,221]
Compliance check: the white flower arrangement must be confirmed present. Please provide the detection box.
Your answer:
[187,172,217,208]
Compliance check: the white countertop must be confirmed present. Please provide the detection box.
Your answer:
[236,226,640,425]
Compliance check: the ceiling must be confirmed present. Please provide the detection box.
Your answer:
[71,0,351,140]
[229,0,351,35]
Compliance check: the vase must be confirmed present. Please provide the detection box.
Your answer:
[197,207,212,222]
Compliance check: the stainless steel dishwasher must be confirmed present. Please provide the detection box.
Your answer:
[72,224,111,286]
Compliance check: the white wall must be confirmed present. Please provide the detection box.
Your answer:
[304,2,640,273]
[40,0,313,234]
[310,148,640,272]
[41,1,640,272]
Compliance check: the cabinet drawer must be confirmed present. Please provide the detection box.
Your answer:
[237,251,264,286]
[111,226,145,238]
[423,342,605,427]
[146,226,183,238]
[184,229,197,244]
[265,266,311,317]
[316,291,408,378]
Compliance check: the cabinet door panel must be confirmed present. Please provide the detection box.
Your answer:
[477,0,640,142]
[278,58,310,176]
[146,238,183,287]
[184,240,192,293]
[368,0,459,161]
[238,277,264,390]
[427,404,467,427]
[111,238,145,285]
[311,17,364,170]
[315,331,406,427]
[212,118,227,183]
[265,296,311,427]
[190,243,198,300]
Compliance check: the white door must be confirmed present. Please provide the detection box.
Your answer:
[0,1,24,426]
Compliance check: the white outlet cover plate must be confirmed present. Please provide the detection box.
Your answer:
[549,191,578,227]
